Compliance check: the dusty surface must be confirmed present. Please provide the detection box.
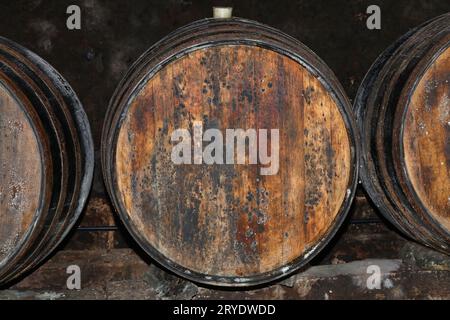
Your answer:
[403,45,450,231]
[0,82,42,265]
[115,45,351,277]
[2,223,450,300]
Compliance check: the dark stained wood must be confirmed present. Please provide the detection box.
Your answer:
[0,37,94,286]
[356,13,450,254]
[116,46,351,276]
[64,197,128,251]
[102,18,359,286]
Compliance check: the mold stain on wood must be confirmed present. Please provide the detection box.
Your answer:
[115,45,351,277]
[0,83,42,263]
[403,46,450,231]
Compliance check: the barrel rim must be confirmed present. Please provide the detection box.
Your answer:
[0,51,64,282]
[0,78,48,272]
[395,36,450,242]
[0,36,94,285]
[4,37,95,278]
[355,12,450,251]
[354,22,420,239]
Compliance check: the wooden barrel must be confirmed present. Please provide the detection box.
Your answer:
[102,17,359,286]
[0,37,94,285]
[356,13,450,253]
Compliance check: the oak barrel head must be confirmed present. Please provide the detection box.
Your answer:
[0,82,43,267]
[103,18,359,286]
[356,13,450,253]
[401,45,450,233]
[0,36,94,285]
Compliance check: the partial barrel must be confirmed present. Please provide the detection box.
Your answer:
[0,37,93,285]
[356,13,450,253]
[102,17,359,286]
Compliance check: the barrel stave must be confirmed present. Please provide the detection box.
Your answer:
[356,13,450,253]
[0,37,93,285]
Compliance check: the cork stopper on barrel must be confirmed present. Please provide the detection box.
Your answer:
[213,7,233,19]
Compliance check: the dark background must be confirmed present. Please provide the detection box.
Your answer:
[1,0,450,279]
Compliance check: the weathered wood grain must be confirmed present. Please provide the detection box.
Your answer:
[0,83,42,265]
[0,37,94,286]
[356,13,450,254]
[115,45,351,276]
[103,18,358,286]
[403,46,450,231]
